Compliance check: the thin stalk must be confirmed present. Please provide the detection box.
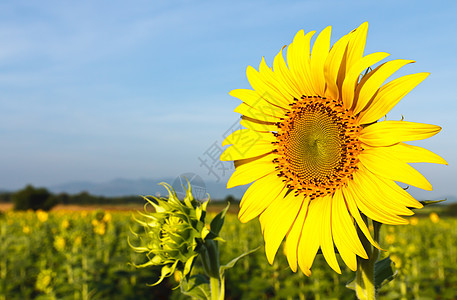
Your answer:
[355,217,379,300]
[200,240,224,300]
[82,254,89,300]
[220,274,226,300]
[210,276,220,300]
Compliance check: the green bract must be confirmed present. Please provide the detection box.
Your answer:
[130,182,210,286]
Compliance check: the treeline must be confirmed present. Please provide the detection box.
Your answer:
[0,185,147,211]
[0,185,240,211]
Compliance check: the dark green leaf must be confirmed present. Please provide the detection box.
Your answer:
[374,256,397,290]
[207,202,230,239]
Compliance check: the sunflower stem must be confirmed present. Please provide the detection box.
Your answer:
[210,275,220,300]
[200,239,224,300]
[355,217,379,300]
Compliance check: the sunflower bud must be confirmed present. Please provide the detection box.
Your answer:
[130,182,211,286]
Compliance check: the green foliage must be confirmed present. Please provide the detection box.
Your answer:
[12,185,58,211]
[0,210,456,299]
[0,210,172,299]
[180,274,210,300]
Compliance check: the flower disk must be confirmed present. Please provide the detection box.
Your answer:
[220,22,446,276]
[276,96,361,200]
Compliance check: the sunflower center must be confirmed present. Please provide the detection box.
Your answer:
[274,96,361,200]
[286,107,341,178]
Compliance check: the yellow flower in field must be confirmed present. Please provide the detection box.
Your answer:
[174,270,183,283]
[409,216,419,226]
[429,212,440,223]
[36,210,48,223]
[61,219,70,230]
[407,244,417,254]
[93,222,106,235]
[35,269,55,294]
[221,22,447,275]
[390,254,402,269]
[54,236,66,251]
[23,225,31,234]
[103,212,112,223]
[74,235,82,247]
[385,234,395,245]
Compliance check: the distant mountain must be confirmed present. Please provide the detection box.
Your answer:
[30,178,457,204]
[49,177,248,200]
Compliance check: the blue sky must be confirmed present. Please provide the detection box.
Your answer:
[0,0,455,200]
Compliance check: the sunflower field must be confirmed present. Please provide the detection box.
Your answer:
[0,208,456,299]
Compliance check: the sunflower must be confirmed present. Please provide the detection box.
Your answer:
[220,22,447,276]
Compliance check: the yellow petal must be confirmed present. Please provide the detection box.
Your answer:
[358,147,433,190]
[297,199,322,275]
[222,129,276,147]
[284,197,310,273]
[259,192,304,264]
[234,152,277,168]
[227,155,278,188]
[351,169,412,224]
[230,88,288,113]
[342,185,380,249]
[220,142,274,161]
[320,195,341,274]
[332,189,367,271]
[336,23,368,94]
[345,22,369,73]
[240,116,277,132]
[388,142,448,165]
[258,57,297,107]
[273,47,301,97]
[246,65,291,108]
[373,174,423,209]
[287,30,316,96]
[353,59,414,114]
[238,172,286,223]
[234,103,282,122]
[358,73,430,124]
[360,121,442,147]
[348,178,407,226]
[324,34,350,100]
[341,52,390,110]
[310,26,331,96]
[359,164,423,209]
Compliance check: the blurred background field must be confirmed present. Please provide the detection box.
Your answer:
[0,202,456,300]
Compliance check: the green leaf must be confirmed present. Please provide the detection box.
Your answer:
[219,246,260,278]
[346,277,356,291]
[419,199,446,206]
[180,274,211,300]
[374,256,397,290]
[207,203,230,239]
